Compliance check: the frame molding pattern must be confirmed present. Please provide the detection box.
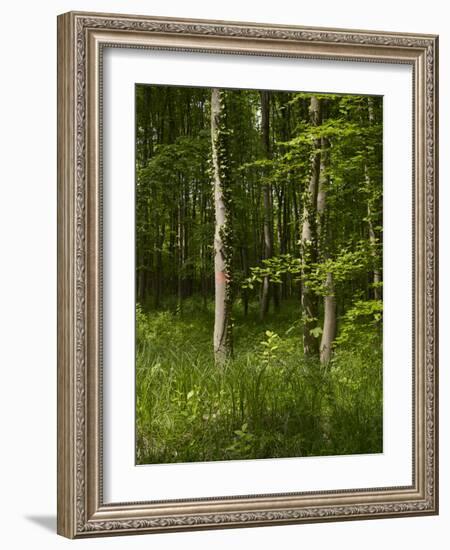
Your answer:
[57,11,438,538]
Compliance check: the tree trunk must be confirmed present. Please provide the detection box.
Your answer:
[183,182,191,297]
[317,136,336,364]
[241,246,249,316]
[177,201,183,313]
[154,223,165,309]
[367,199,381,300]
[142,86,152,167]
[260,90,275,319]
[301,97,321,356]
[365,97,382,300]
[152,179,161,309]
[201,191,208,310]
[138,267,145,304]
[280,183,288,299]
[211,88,232,365]
[320,272,336,364]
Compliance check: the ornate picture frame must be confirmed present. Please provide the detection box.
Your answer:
[57,11,438,538]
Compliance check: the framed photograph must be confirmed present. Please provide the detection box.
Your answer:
[57,11,439,538]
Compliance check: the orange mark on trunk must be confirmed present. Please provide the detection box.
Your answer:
[215,271,228,284]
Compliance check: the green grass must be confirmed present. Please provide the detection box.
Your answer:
[136,298,382,464]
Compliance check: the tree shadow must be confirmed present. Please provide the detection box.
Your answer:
[25,515,56,533]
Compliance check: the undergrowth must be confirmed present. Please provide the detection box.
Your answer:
[136,298,382,464]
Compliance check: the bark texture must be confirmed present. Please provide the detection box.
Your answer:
[317,136,336,364]
[260,90,274,319]
[301,96,321,356]
[211,88,232,365]
[365,97,382,301]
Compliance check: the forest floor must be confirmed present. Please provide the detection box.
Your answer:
[136,298,382,465]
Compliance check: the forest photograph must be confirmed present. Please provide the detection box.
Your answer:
[135,84,383,465]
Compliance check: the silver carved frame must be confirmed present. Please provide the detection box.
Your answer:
[57,11,439,538]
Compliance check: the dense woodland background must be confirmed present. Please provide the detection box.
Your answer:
[135,85,383,464]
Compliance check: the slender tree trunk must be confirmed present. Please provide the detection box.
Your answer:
[317,137,336,364]
[291,174,302,301]
[367,198,381,300]
[142,86,152,167]
[138,267,145,304]
[320,273,336,363]
[152,180,161,309]
[183,182,191,297]
[155,223,165,308]
[292,179,300,245]
[211,88,232,365]
[177,200,183,313]
[200,191,208,310]
[153,226,160,308]
[241,246,249,316]
[169,207,176,297]
[145,248,153,305]
[271,189,280,312]
[365,97,382,300]
[260,90,274,319]
[280,183,288,299]
[301,96,321,356]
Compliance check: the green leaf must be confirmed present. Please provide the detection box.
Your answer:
[310,326,323,338]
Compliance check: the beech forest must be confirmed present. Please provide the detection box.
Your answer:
[135,85,383,464]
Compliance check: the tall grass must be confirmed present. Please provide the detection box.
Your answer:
[136,298,382,464]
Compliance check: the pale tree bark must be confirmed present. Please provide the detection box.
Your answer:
[260,90,275,319]
[367,201,381,300]
[176,200,183,313]
[240,245,249,316]
[301,96,321,356]
[365,97,381,300]
[211,88,232,365]
[317,137,336,364]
